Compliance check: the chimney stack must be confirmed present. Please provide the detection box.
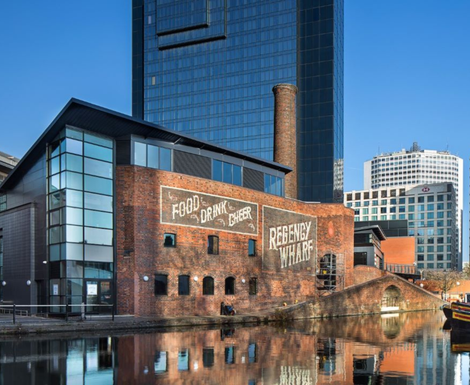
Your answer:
[272,83,298,199]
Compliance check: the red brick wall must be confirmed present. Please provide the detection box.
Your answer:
[353,265,386,285]
[273,84,298,199]
[116,166,354,317]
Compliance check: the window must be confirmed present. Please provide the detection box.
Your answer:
[249,278,257,295]
[0,194,6,212]
[154,351,168,374]
[225,277,235,295]
[248,343,257,363]
[225,346,235,364]
[208,236,219,255]
[203,277,214,295]
[248,239,256,256]
[203,348,214,368]
[133,142,172,171]
[155,275,168,295]
[264,173,283,196]
[164,233,176,247]
[178,349,189,371]
[178,275,190,295]
[213,160,242,186]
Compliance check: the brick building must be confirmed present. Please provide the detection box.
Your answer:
[0,90,353,317]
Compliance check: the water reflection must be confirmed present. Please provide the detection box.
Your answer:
[0,311,467,384]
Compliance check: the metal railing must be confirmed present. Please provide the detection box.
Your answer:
[0,303,115,324]
[385,263,417,275]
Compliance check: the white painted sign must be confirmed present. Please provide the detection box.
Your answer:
[87,283,98,296]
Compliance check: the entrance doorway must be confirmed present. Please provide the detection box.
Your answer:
[85,280,113,314]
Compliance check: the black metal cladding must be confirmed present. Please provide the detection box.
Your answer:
[173,151,211,179]
[116,140,131,165]
[243,168,264,192]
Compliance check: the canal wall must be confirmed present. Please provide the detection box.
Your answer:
[285,273,445,319]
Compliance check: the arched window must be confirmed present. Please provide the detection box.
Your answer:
[178,275,190,295]
[203,277,214,295]
[225,277,235,295]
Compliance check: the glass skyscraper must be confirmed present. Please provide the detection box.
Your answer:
[132,0,344,203]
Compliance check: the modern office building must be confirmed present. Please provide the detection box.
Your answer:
[132,0,344,203]
[0,96,353,317]
[363,143,463,270]
[345,183,458,271]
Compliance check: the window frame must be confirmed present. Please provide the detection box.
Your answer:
[208,235,219,255]
[202,276,214,295]
[225,276,235,295]
[163,233,176,247]
[248,239,256,257]
[249,277,257,295]
[178,275,190,296]
[154,274,168,296]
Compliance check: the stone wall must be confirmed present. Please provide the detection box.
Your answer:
[115,166,354,317]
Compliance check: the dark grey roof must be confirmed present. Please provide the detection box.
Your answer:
[354,225,387,241]
[1,98,291,190]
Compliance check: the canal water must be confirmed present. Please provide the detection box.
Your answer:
[0,310,467,384]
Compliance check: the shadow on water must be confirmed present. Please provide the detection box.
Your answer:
[0,310,462,384]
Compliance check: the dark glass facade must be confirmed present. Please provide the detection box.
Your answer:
[133,0,344,203]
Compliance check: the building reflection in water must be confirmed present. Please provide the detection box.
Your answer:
[0,336,115,384]
[0,311,464,384]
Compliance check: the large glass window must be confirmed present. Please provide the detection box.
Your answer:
[264,174,283,196]
[47,128,114,314]
[212,160,242,186]
[133,141,172,171]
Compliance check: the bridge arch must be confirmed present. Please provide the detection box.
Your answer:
[381,285,404,311]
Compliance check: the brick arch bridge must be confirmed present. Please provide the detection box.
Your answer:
[287,273,444,319]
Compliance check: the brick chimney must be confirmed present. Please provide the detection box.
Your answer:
[272,83,298,199]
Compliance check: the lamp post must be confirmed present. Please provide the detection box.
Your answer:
[443,270,447,301]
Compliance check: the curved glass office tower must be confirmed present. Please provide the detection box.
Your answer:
[132,0,344,203]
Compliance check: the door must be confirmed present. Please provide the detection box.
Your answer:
[85,280,113,314]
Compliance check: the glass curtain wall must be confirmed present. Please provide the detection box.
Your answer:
[47,127,114,313]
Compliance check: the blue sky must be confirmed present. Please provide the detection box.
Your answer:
[1,1,469,257]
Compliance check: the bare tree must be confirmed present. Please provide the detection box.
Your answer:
[424,270,463,299]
